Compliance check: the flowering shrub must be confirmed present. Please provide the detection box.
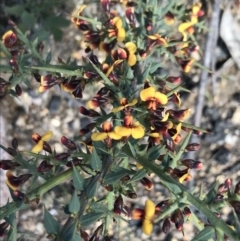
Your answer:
[0,0,240,240]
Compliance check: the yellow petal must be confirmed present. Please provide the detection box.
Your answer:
[172,123,182,140]
[112,106,125,113]
[131,126,145,139]
[149,132,160,138]
[31,140,44,153]
[191,16,198,24]
[154,91,168,105]
[179,170,189,183]
[142,219,153,235]
[91,132,108,141]
[144,199,155,220]
[148,35,157,40]
[114,126,132,137]
[106,65,114,77]
[178,22,193,33]
[117,28,126,42]
[112,17,122,29]
[161,112,169,122]
[125,98,138,107]
[192,3,201,15]
[77,5,87,15]
[136,162,143,169]
[42,131,53,141]
[125,42,137,54]
[140,87,156,101]
[5,179,18,191]
[108,131,122,140]
[127,54,137,66]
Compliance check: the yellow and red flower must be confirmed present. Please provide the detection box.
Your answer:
[147,34,168,51]
[140,86,168,110]
[31,131,53,153]
[71,5,89,31]
[132,199,156,235]
[91,121,122,141]
[112,98,137,113]
[114,115,145,139]
[109,17,126,42]
[112,42,137,66]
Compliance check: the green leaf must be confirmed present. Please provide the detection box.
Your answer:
[21,11,35,29]
[139,63,151,84]
[192,226,215,241]
[91,148,102,171]
[104,167,132,185]
[7,213,17,241]
[89,60,116,92]
[204,182,219,204]
[43,207,60,234]
[72,233,83,241]
[46,51,52,64]
[148,144,165,162]
[69,191,80,214]
[85,179,98,198]
[5,5,24,16]
[80,212,105,227]
[61,221,77,241]
[128,141,136,158]
[233,210,240,237]
[72,166,85,191]
[91,202,109,213]
[45,16,70,28]
[128,169,146,183]
[150,62,162,74]
[0,41,12,59]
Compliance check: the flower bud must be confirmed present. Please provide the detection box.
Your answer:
[2,30,17,48]
[181,159,202,169]
[0,160,19,170]
[114,195,123,215]
[155,199,170,212]
[224,178,231,189]
[61,136,77,150]
[140,177,153,190]
[162,218,171,234]
[66,158,82,167]
[166,76,181,84]
[132,208,144,220]
[37,160,53,172]
[43,142,52,153]
[0,221,9,237]
[80,229,89,241]
[120,175,130,182]
[217,184,227,194]
[13,190,28,203]
[185,143,200,152]
[55,152,70,161]
[171,209,184,231]
[9,59,19,73]
[15,84,22,96]
[234,181,240,195]
[126,192,137,199]
[183,207,191,216]
[12,138,18,149]
[101,0,110,12]
[6,147,17,156]
[6,171,32,190]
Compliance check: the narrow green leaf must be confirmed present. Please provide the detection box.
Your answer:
[46,51,52,64]
[148,144,165,162]
[0,41,11,58]
[31,65,82,76]
[43,207,60,234]
[72,233,83,241]
[204,182,219,204]
[72,166,85,191]
[128,169,146,183]
[192,226,215,241]
[69,191,80,214]
[91,148,102,171]
[104,168,132,184]
[5,5,25,16]
[88,60,116,91]
[233,210,240,236]
[7,213,17,241]
[80,212,105,227]
[139,63,151,84]
[21,11,35,29]
[128,141,136,158]
[91,202,109,213]
[61,221,77,241]
[32,37,39,48]
[85,179,98,198]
